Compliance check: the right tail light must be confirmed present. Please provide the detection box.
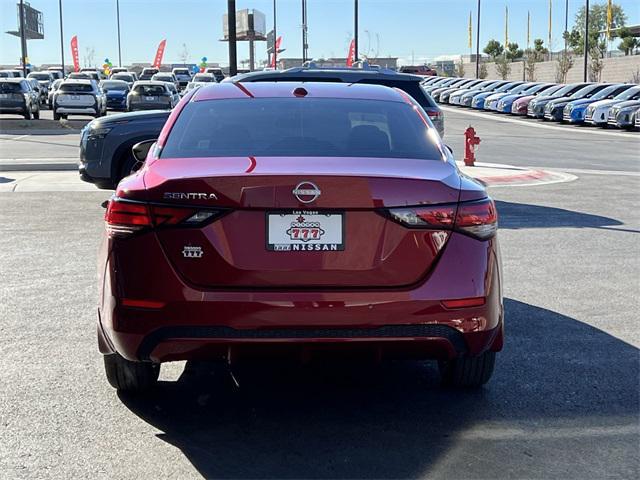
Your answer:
[386,198,498,240]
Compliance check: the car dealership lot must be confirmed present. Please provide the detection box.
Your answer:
[0,110,639,478]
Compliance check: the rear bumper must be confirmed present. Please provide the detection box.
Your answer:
[55,106,98,115]
[98,231,504,363]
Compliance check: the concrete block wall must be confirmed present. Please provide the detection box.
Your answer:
[461,55,640,83]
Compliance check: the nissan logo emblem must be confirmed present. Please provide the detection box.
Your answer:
[292,181,321,204]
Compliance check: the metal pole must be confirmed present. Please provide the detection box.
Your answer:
[301,0,307,62]
[19,0,28,76]
[273,0,277,67]
[583,0,589,81]
[564,0,569,51]
[116,0,122,66]
[227,0,237,76]
[354,0,359,63]
[59,0,65,74]
[475,0,481,78]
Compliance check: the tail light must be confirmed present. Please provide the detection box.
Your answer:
[105,198,223,238]
[386,198,497,240]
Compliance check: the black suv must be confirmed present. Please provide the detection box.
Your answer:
[229,65,445,138]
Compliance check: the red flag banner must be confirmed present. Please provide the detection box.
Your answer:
[270,36,282,67]
[153,40,167,68]
[346,39,355,67]
[70,35,80,72]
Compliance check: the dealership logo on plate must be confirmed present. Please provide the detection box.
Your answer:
[286,215,326,242]
[182,246,203,258]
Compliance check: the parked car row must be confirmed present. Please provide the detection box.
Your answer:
[424,75,640,130]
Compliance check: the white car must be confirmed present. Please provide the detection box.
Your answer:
[53,79,106,120]
[584,85,640,126]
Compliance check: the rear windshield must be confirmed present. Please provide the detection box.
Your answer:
[134,84,166,95]
[112,74,133,81]
[0,82,24,93]
[161,98,443,160]
[101,81,129,91]
[59,83,94,92]
[154,75,173,81]
[29,73,51,80]
[174,69,190,75]
[193,75,214,82]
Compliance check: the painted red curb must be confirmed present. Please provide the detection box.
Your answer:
[473,169,551,186]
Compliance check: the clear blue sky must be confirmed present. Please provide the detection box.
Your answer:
[1,0,639,67]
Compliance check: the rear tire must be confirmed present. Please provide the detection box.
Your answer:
[103,353,160,392]
[33,107,40,120]
[438,351,496,388]
[23,106,32,120]
[53,111,61,121]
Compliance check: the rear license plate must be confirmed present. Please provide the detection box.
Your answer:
[267,211,344,251]
[145,96,156,101]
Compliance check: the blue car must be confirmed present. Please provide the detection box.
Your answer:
[100,79,130,111]
[471,81,524,109]
[562,83,635,123]
[495,83,555,113]
[459,80,509,107]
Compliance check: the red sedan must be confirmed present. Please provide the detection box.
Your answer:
[98,81,503,392]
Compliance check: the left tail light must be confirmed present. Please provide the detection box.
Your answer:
[386,198,497,240]
[105,198,223,238]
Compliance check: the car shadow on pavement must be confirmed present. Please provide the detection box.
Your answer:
[495,200,634,231]
[119,299,639,479]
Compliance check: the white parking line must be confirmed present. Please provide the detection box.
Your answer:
[440,105,640,139]
[544,167,640,176]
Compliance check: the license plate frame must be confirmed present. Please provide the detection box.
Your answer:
[266,210,345,252]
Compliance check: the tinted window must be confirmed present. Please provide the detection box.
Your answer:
[101,81,129,91]
[616,86,640,100]
[29,73,51,80]
[59,83,94,92]
[570,84,606,98]
[134,84,167,95]
[193,75,214,82]
[0,82,24,93]
[112,74,134,82]
[161,98,443,160]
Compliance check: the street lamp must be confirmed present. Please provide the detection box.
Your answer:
[354,0,359,63]
[584,0,590,81]
[475,0,481,78]
[59,0,65,74]
[116,0,122,66]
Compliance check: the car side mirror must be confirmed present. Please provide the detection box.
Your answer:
[131,139,157,164]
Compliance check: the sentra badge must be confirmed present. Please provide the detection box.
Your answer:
[164,192,218,200]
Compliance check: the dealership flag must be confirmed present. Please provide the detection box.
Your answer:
[468,11,472,50]
[153,40,167,68]
[504,6,509,47]
[270,36,282,67]
[70,36,80,72]
[346,39,355,67]
[606,0,613,40]
[548,0,552,51]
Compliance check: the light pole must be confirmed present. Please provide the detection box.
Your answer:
[475,0,481,78]
[564,0,569,52]
[18,0,28,76]
[228,0,237,76]
[59,0,65,74]
[301,0,308,62]
[116,0,122,66]
[354,0,359,63]
[583,0,589,81]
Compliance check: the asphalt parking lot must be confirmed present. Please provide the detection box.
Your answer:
[0,109,638,479]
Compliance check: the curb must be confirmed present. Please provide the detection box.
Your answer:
[0,160,77,172]
[473,169,577,187]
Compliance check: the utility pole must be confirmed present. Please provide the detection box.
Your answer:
[18,0,28,76]
[227,0,237,76]
[59,0,65,74]
[354,0,359,63]
[564,0,569,52]
[116,0,122,66]
[475,0,481,78]
[273,0,277,67]
[583,0,589,81]
[301,0,308,62]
